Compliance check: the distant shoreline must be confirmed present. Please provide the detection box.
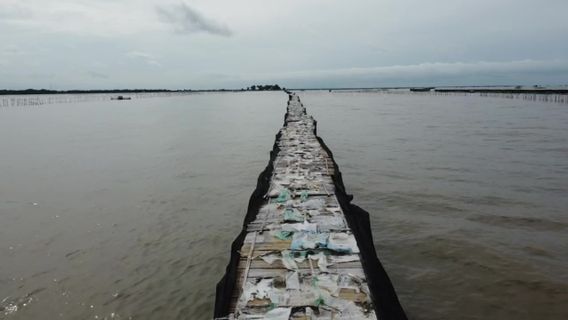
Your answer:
[433,88,568,94]
[0,89,247,95]
[2,86,568,96]
[0,85,283,95]
[294,86,568,94]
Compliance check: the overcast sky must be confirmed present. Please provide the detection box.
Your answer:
[1,0,567,89]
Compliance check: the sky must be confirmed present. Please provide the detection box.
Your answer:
[1,0,568,89]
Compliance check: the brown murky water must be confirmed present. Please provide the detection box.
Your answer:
[1,91,567,319]
[303,91,568,320]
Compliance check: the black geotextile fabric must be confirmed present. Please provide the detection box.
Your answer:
[214,125,284,319]
[214,95,407,319]
[314,125,408,320]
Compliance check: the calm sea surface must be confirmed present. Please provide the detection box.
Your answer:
[1,91,567,319]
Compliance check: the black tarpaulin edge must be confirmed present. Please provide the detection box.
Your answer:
[214,122,285,319]
[313,120,408,320]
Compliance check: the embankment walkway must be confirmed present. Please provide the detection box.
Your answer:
[215,93,406,320]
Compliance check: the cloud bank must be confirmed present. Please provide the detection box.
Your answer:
[1,0,567,89]
[271,60,568,80]
[226,59,568,88]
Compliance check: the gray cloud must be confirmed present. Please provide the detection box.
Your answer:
[125,51,161,67]
[1,44,27,56]
[0,4,32,20]
[87,71,109,79]
[156,3,232,36]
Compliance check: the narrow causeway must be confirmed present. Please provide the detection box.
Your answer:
[215,92,406,320]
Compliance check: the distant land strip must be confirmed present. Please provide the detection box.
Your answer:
[433,88,568,94]
[2,86,568,96]
[294,87,568,94]
[0,85,283,95]
[0,89,248,95]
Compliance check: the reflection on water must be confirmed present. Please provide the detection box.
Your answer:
[1,91,567,319]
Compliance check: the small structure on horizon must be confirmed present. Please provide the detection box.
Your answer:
[111,95,132,100]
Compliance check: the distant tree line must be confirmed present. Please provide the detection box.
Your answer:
[246,84,282,91]
[0,89,186,95]
[1,85,285,95]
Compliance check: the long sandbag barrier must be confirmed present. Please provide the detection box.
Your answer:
[214,92,407,319]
